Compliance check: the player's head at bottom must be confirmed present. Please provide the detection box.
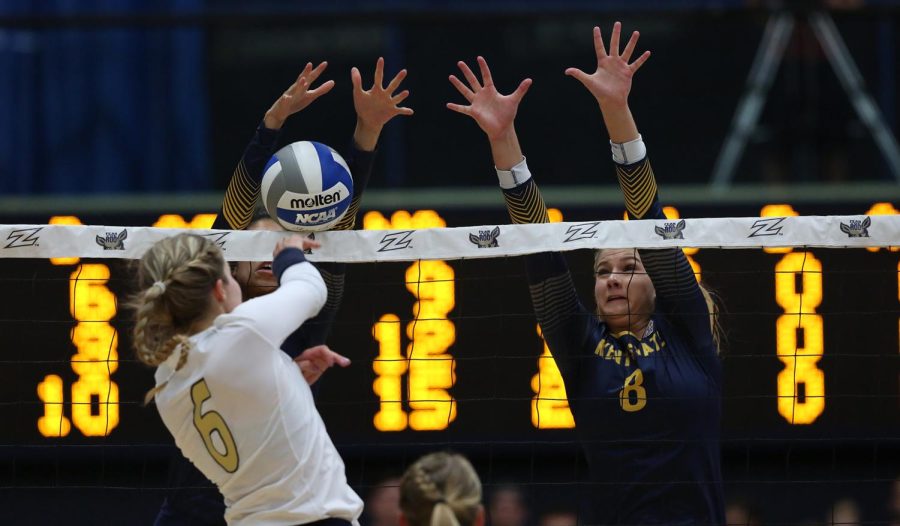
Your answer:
[399,452,484,526]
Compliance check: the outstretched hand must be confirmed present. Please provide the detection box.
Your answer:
[352,57,414,150]
[447,56,532,141]
[565,22,650,110]
[264,61,335,130]
[294,345,351,385]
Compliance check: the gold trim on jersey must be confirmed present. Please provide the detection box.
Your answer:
[593,330,667,367]
[615,159,658,219]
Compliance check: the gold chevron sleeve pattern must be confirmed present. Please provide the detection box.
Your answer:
[528,272,581,335]
[615,158,658,220]
[331,196,362,231]
[221,161,260,231]
[318,267,345,311]
[502,179,550,225]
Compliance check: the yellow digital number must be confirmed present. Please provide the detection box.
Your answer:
[153,214,217,229]
[37,375,70,437]
[864,203,899,252]
[531,326,575,428]
[191,379,239,473]
[365,210,457,431]
[774,251,825,424]
[38,216,79,436]
[760,204,798,255]
[69,264,120,436]
[372,314,407,431]
[530,209,575,428]
[619,368,647,412]
[40,216,122,439]
[49,216,82,266]
[405,259,457,430]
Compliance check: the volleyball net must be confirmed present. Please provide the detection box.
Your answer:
[1,212,898,523]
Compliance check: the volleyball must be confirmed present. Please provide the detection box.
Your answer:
[260,141,354,231]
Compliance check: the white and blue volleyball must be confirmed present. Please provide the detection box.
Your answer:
[260,141,354,231]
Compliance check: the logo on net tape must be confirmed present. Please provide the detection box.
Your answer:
[378,231,414,252]
[749,217,786,237]
[654,220,686,240]
[201,232,230,250]
[840,216,871,238]
[564,221,601,243]
[469,226,500,248]
[304,232,316,255]
[5,227,42,249]
[96,229,127,250]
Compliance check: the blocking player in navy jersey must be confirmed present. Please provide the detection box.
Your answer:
[447,23,724,525]
[134,233,362,526]
[153,58,413,526]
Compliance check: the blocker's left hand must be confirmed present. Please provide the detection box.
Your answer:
[294,345,351,385]
[265,61,335,130]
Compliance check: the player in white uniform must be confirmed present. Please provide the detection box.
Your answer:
[132,233,363,526]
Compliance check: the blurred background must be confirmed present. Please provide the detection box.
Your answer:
[1,0,900,525]
[3,0,900,199]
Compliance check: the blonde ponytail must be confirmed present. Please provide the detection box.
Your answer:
[130,234,226,403]
[400,452,482,526]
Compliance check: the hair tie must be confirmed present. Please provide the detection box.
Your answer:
[152,281,167,294]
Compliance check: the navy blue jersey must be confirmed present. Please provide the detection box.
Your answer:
[155,123,375,526]
[503,158,724,525]
[210,120,376,356]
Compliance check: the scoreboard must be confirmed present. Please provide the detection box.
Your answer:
[1,201,899,451]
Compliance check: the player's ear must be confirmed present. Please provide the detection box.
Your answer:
[212,279,227,303]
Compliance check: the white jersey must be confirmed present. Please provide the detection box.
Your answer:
[153,260,363,526]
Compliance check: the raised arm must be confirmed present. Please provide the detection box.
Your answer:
[332,57,414,231]
[447,57,593,370]
[568,23,712,349]
[295,58,415,354]
[212,62,335,231]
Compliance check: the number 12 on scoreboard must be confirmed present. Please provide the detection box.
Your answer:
[367,211,457,432]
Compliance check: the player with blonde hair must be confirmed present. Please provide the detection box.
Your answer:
[133,233,362,526]
[154,57,411,526]
[399,452,484,526]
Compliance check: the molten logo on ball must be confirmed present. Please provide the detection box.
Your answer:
[261,141,355,232]
[276,185,352,227]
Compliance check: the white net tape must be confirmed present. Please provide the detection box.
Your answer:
[0,214,895,262]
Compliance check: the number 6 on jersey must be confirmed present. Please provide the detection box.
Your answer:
[191,379,240,473]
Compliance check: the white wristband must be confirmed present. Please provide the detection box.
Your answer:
[495,157,532,189]
[610,135,647,165]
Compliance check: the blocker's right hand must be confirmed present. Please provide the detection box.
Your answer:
[564,22,650,110]
[446,56,531,141]
[274,235,321,258]
[264,61,336,130]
